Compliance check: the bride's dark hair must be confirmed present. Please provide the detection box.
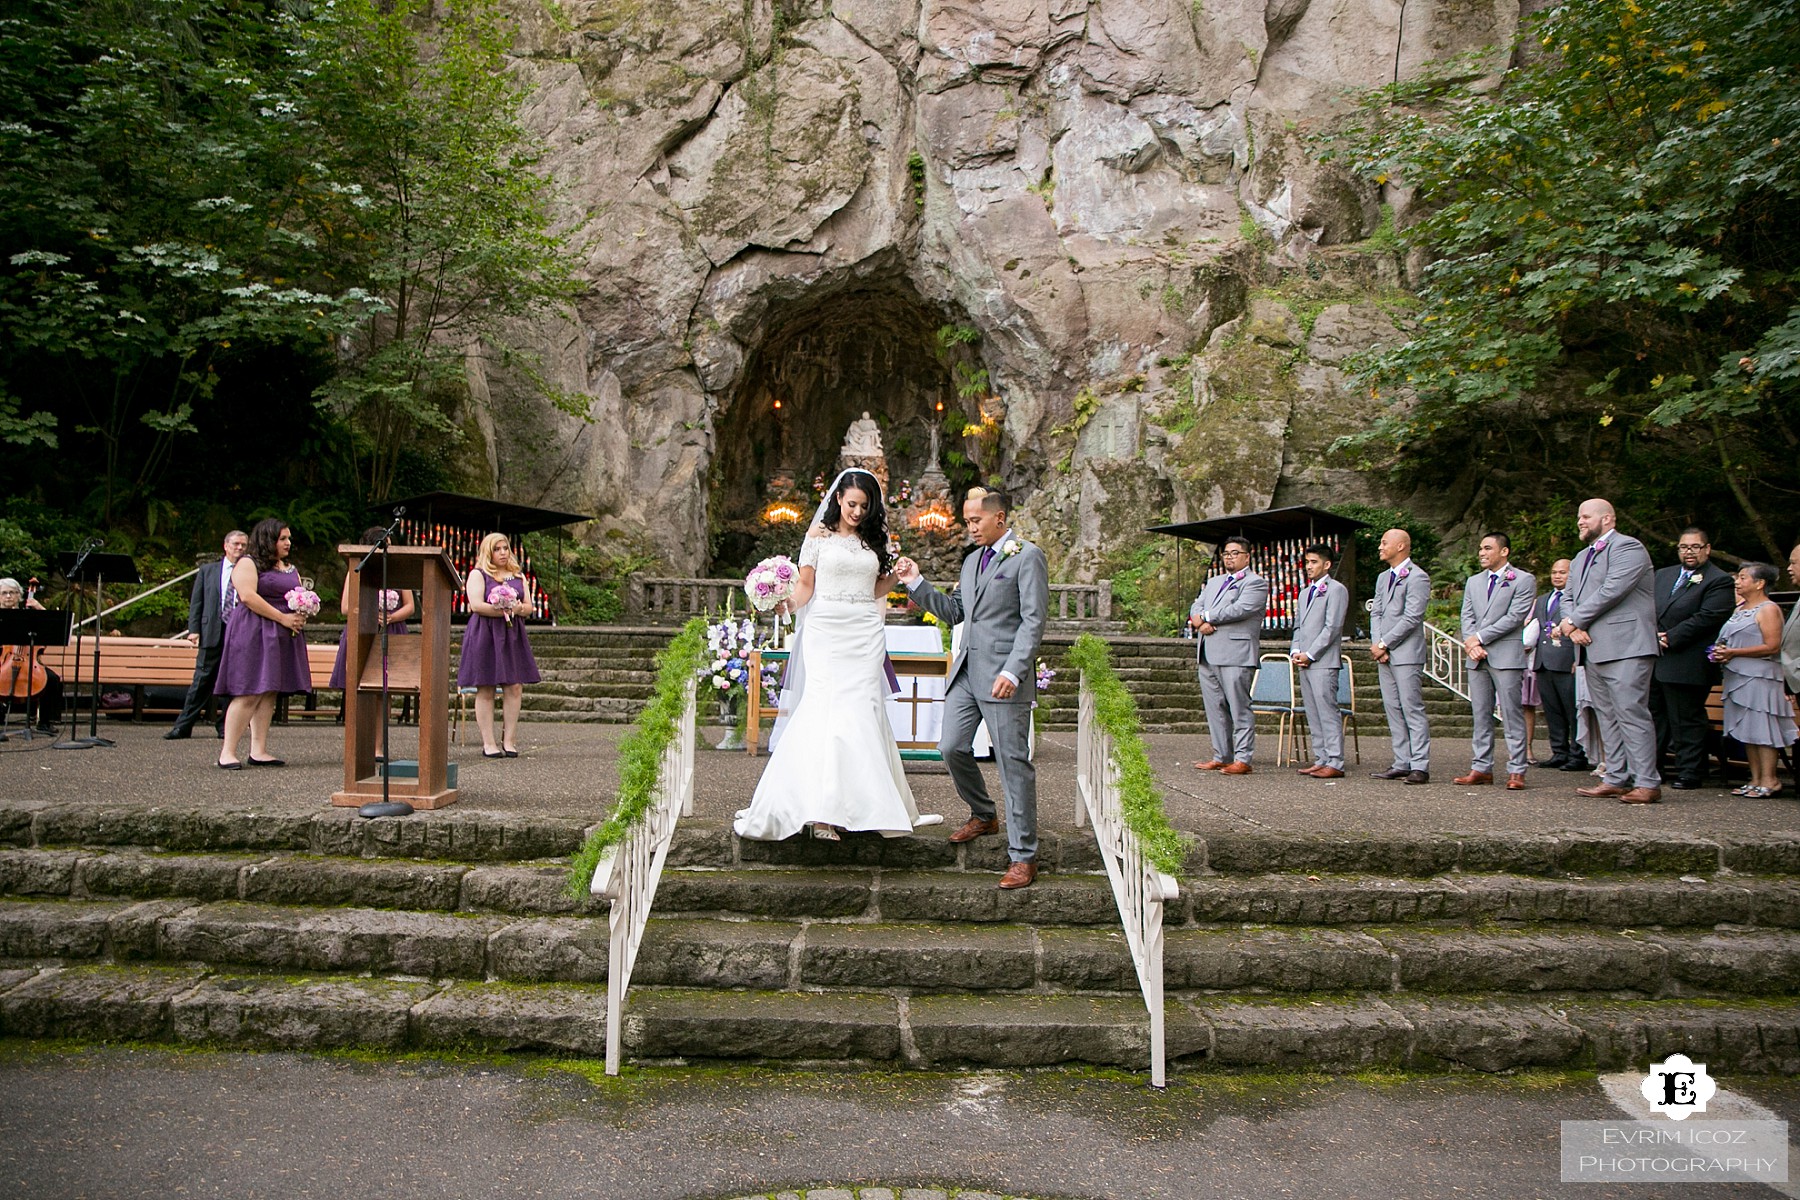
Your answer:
[821,469,892,575]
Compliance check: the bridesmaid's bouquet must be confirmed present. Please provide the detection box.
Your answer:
[490,582,521,624]
[377,588,403,615]
[284,586,322,637]
[744,555,798,612]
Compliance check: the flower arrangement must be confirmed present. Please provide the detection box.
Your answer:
[703,616,758,694]
[744,555,798,612]
[283,586,321,637]
[887,478,913,508]
[377,588,403,614]
[489,582,521,624]
[1035,659,1056,692]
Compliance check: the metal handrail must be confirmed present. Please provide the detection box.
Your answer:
[1423,621,1471,701]
[74,566,202,629]
[589,675,697,1074]
[624,574,1113,623]
[1075,673,1180,1088]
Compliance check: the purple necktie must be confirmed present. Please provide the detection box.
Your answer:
[978,546,994,574]
[1486,573,1498,599]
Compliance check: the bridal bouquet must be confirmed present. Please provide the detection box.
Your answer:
[489,582,521,624]
[283,586,321,637]
[744,555,799,612]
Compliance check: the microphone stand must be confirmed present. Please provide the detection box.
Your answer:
[355,508,412,818]
[54,541,101,751]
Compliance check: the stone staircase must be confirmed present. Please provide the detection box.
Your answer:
[498,627,1476,737]
[2,802,1795,1072]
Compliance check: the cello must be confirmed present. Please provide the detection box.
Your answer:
[3,578,50,702]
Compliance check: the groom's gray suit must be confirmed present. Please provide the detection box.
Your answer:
[909,535,1049,863]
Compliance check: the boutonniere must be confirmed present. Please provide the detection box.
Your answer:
[1502,569,1517,584]
[1396,567,1411,580]
[1000,539,1023,559]
[1686,571,1703,585]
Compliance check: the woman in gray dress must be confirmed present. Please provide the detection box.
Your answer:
[1712,562,1793,798]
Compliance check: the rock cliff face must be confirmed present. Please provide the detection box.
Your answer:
[481,0,1521,579]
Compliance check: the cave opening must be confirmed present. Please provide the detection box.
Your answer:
[708,277,983,574]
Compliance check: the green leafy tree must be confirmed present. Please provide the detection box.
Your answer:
[294,0,583,504]
[1324,0,1800,556]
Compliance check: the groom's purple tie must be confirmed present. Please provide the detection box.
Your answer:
[1486,573,1498,600]
[978,545,994,573]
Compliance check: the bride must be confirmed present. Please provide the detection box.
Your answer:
[734,469,938,842]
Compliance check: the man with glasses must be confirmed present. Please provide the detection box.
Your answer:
[164,529,248,740]
[1650,527,1733,789]
[1189,537,1268,775]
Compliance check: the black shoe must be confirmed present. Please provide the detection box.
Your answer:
[1668,779,1705,790]
[1560,759,1593,772]
[246,756,285,768]
[163,728,192,740]
[1534,756,1566,769]
[1371,767,1410,779]
[216,759,242,771]
[1403,770,1430,785]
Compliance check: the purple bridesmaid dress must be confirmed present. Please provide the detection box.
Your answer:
[456,569,541,687]
[214,567,313,696]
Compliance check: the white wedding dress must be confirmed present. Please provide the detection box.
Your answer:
[733,533,927,840]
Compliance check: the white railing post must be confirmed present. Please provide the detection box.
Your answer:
[591,675,698,1075]
[1076,670,1177,1088]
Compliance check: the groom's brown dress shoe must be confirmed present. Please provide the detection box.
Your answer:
[998,861,1037,889]
[1619,787,1662,804]
[1193,759,1226,771]
[1220,762,1252,775]
[949,817,1000,844]
[1453,771,1492,786]
[1576,783,1627,798]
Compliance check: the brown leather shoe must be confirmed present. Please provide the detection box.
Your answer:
[948,817,1000,844]
[1619,787,1663,804]
[1453,771,1493,786]
[1297,766,1323,776]
[1220,762,1252,775]
[1312,767,1345,779]
[1576,783,1627,798]
[1506,774,1527,791]
[998,861,1038,889]
[1193,759,1226,771]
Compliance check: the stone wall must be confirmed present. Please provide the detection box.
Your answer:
[467,0,1524,577]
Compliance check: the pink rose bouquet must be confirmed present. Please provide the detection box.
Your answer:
[377,588,403,615]
[489,582,521,624]
[283,586,321,638]
[744,555,799,613]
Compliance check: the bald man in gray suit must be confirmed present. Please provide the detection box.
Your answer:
[1370,528,1433,784]
[1555,499,1662,804]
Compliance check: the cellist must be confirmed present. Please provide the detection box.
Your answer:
[0,577,63,733]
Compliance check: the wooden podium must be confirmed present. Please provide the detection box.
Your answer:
[331,544,461,809]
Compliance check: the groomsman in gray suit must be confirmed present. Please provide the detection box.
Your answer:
[1455,533,1537,790]
[1369,528,1433,784]
[1531,559,1590,772]
[1188,537,1269,775]
[1291,542,1349,779]
[1554,498,1663,804]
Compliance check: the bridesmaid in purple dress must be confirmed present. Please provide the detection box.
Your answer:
[458,532,540,758]
[213,518,313,769]
[328,526,416,758]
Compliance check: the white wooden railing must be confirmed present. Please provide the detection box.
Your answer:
[589,676,698,1075]
[1074,673,1180,1088]
[625,574,1112,624]
[1423,620,1472,701]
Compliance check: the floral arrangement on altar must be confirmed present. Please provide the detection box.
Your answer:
[702,617,783,703]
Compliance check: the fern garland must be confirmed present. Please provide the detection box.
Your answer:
[1066,633,1188,877]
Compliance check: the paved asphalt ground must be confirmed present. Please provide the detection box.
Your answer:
[2,1043,1797,1200]
[3,718,1796,1199]
[2,719,1795,838]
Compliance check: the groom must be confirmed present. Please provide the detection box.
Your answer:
[895,490,1049,889]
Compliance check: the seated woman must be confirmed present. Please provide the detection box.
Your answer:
[0,577,64,733]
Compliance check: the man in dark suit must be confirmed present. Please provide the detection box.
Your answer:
[1532,559,1588,771]
[1650,527,1734,789]
[164,529,247,739]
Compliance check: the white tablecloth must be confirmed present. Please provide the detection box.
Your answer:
[885,625,946,745]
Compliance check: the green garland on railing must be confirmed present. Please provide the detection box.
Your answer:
[566,616,710,898]
[1066,633,1188,878]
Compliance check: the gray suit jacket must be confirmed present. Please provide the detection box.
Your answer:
[1781,601,1800,694]
[1291,577,1347,665]
[1189,570,1268,668]
[1567,530,1658,663]
[1532,590,1576,673]
[910,536,1049,707]
[1371,562,1431,665]
[186,558,233,648]
[1461,568,1537,671]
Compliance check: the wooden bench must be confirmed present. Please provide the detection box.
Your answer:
[38,636,339,721]
[1705,685,1799,775]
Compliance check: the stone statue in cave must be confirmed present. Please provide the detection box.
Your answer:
[837,411,888,490]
